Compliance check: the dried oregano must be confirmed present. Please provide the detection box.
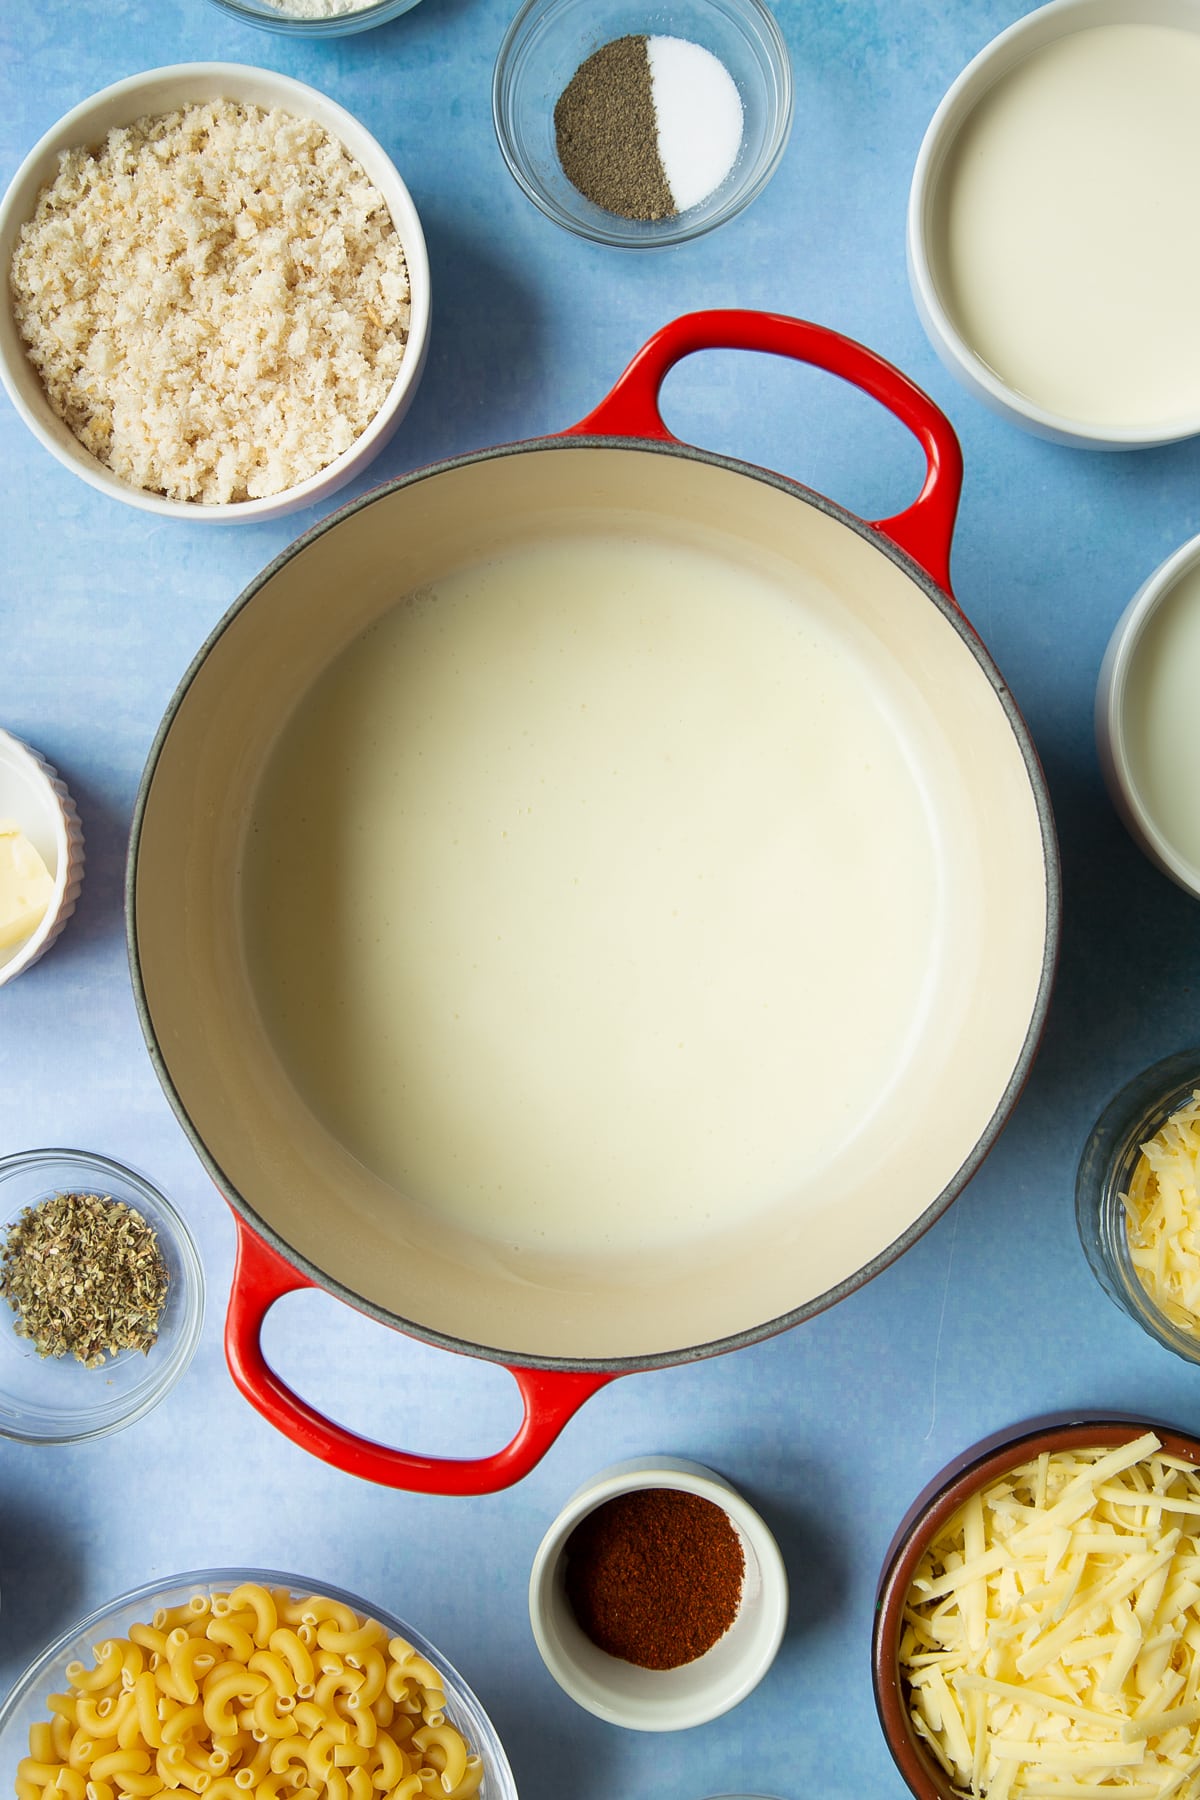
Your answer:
[0,1191,169,1367]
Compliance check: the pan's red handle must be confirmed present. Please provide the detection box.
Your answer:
[566,309,963,601]
[224,1217,616,1495]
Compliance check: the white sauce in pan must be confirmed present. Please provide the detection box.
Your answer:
[241,530,943,1257]
[936,22,1200,428]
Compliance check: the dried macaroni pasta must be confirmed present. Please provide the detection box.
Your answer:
[15,1587,483,1800]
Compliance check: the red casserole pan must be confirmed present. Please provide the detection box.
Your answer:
[127,310,1059,1492]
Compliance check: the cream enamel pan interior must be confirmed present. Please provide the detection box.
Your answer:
[132,483,1053,1364]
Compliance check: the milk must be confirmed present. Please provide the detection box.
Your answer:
[241,529,943,1259]
[938,22,1200,428]
[1123,562,1200,877]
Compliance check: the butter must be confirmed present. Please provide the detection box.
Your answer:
[0,819,55,950]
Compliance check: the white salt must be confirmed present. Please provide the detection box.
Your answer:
[646,35,744,213]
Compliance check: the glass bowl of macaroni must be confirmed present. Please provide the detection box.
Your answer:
[0,1149,205,1445]
[0,1570,517,1800]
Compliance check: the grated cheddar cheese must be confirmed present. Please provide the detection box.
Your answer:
[1122,1094,1200,1335]
[899,1435,1200,1797]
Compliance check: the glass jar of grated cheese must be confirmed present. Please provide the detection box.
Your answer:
[1076,1048,1200,1363]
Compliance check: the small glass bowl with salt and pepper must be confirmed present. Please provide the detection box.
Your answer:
[493,0,793,248]
[528,1455,788,1729]
[0,1149,204,1444]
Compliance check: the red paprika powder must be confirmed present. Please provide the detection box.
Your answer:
[564,1486,745,1669]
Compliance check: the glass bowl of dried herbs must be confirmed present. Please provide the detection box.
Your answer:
[0,1149,204,1443]
[492,0,793,248]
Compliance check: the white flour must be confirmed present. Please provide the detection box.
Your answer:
[257,0,376,16]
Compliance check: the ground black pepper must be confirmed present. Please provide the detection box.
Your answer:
[564,1486,745,1669]
[553,36,675,221]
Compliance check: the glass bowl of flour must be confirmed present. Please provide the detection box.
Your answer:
[203,0,422,35]
[493,0,793,247]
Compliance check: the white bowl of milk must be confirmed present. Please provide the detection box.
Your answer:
[1097,532,1200,898]
[908,0,1200,449]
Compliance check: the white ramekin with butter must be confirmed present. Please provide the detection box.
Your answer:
[0,728,84,987]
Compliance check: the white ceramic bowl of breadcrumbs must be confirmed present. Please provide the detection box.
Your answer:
[0,64,431,522]
[0,1149,204,1444]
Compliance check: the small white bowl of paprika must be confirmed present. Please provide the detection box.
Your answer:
[528,1455,788,1730]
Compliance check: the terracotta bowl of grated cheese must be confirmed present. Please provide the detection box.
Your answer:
[872,1417,1200,1800]
[0,64,431,522]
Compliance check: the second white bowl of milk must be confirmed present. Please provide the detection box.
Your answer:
[908,0,1200,449]
[1097,531,1200,899]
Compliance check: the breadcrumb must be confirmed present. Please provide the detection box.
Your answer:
[9,99,411,503]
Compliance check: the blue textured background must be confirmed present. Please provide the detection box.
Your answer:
[3,3,1200,1796]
